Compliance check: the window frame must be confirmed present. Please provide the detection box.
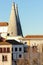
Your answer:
[2,55,7,62]
[19,47,22,51]
[0,48,2,53]
[19,54,22,58]
[15,47,17,52]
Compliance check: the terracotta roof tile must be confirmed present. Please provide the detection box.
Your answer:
[0,22,8,26]
[0,42,11,45]
[25,35,43,38]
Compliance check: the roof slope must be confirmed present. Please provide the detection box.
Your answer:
[25,35,43,38]
[0,22,8,26]
[0,42,11,45]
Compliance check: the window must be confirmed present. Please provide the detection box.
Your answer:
[15,48,17,51]
[7,33,10,36]
[24,47,28,52]
[19,54,22,58]
[0,48,2,53]
[2,48,6,53]
[19,47,22,51]
[2,55,7,61]
[7,48,10,53]
[32,46,37,53]
[0,47,10,53]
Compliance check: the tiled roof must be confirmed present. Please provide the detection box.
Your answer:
[0,22,8,26]
[0,42,11,45]
[25,35,43,38]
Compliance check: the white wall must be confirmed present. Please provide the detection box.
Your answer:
[30,39,43,46]
[0,26,8,38]
[0,26,8,32]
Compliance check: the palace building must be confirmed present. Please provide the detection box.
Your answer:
[0,2,43,65]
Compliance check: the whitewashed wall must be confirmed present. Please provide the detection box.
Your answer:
[0,26,8,38]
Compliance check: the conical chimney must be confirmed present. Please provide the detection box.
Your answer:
[7,2,23,36]
[15,4,23,36]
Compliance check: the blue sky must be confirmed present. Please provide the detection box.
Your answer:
[0,0,43,36]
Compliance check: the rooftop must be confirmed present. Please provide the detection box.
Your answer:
[0,42,11,45]
[0,22,8,26]
[25,35,43,38]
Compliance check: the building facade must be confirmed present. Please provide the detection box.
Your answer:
[19,35,43,65]
[0,2,43,65]
[0,42,12,65]
[0,22,8,38]
[6,39,25,65]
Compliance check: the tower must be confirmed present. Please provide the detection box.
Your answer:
[7,2,23,36]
